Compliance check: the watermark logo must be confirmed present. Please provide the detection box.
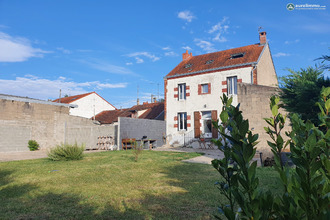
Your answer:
[287,3,295,11]
[287,3,326,11]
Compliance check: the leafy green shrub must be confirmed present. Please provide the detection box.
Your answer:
[47,143,85,161]
[212,91,330,219]
[212,94,273,219]
[28,140,39,151]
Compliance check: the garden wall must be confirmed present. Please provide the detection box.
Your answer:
[118,117,166,149]
[238,83,291,158]
[0,98,116,152]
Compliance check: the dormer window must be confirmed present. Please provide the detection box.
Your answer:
[205,60,214,64]
[184,63,193,68]
[231,53,245,59]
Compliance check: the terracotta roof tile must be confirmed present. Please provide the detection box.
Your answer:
[94,102,164,124]
[166,43,264,78]
[53,92,94,104]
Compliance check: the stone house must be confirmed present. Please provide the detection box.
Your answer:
[164,32,278,146]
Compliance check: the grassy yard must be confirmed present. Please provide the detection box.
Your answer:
[0,150,281,220]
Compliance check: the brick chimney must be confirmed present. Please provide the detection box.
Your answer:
[182,50,193,61]
[259,31,267,45]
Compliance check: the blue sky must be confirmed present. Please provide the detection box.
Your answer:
[0,0,329,108]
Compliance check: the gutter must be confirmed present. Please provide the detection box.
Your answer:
[164,62,257,79]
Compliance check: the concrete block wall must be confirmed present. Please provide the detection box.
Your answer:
[238,83,290,158]
[118,117,166,149]
[0,99,116,152]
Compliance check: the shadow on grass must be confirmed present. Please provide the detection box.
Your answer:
[0,152,222,219]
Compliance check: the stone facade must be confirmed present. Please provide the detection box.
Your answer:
[238,83,290,157]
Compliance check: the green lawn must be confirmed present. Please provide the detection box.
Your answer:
[0,150,281,220]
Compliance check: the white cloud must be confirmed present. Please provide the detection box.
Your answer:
[57,47,71,54]
[208,17,229,42]
[80,59,136,75]
[182,46,192,51]
[162,47,171,51]
[0,75,127,100]
[194,39,217,53]
[177,10,195,22]
[135,57,144,63]
[273,52,290,58]
[284,39,300,45]
[126,62,133,65]
[0,32,51,62]
[164,51,178,57]
[126,52,160,63]
[76,49,93,53]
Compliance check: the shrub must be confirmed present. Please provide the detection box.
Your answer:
[212,92,330,219]
[132,141,143,162]
[28,140,39,151]
[47,143,85,161]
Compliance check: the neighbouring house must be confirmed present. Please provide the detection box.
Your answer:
[53,92,116,119]
[95,101,164,124]
[164,32,278,146]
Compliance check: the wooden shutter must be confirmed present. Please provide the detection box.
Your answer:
[194,111,200,138]
[198,84,201,95]
[211,110,218,138]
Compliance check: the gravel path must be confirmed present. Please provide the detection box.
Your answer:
[0,149,105,162]
[153,146,225,164]
[0,146,261,166]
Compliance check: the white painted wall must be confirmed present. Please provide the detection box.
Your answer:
[69,93,116,119]
[166,67,252,145]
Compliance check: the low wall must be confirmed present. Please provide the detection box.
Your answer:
[238,83,290,158]
[118,117,166,149]
[0,98,116,152]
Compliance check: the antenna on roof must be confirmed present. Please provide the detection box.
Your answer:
[58,89,61,103]
[137,85,140,105]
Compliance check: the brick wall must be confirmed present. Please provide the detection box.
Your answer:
[238,83,290,158]
[0,99,116,152]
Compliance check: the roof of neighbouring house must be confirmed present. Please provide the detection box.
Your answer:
[53,92,94,104]
[94,102,164,124]
[165,43,265,78]
[52,91,116,109]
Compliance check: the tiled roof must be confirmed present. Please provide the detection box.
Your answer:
[53,92,94,104]
[93,109,128,124]
[95,102,164,124]
[165,43,265,78]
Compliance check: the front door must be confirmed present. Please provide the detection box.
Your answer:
[202,111,212,138]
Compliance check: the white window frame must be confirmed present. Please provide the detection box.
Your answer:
[201,84,209,94]
[178,83,186,100]
[227,76,237,95]
[178,112,187,131]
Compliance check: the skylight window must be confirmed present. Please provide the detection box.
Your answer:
[184,63,192,68]
[205,60,214,64]
[231,53,245,59]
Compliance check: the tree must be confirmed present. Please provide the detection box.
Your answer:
[315,52,330,70]
[280,66,330,125]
